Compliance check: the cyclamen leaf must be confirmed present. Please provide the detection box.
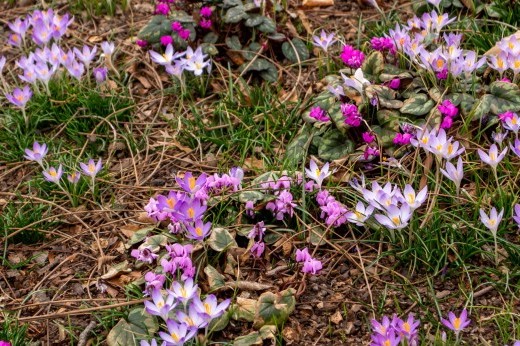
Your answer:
[257,17,277,33]
[208,227,237,252]
[245,14,264,27]
[400,94,435,116]
[285,129,311,166]
[226,35,242,50]
[225,6,249,23]
[255,288,296,327]
[204,264,226,290]
[281,38,309,63]
[362,51,384,78]
[107,308,158,346]
[318,129,354,161]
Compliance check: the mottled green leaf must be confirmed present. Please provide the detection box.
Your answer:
[208,227,237,252]
[366,85,402,109]
[245,14,264,27]
[308,226,327,245]
[377,109,402,131]
[489,81,520,114]
[226,35,242,50]
[362,51,384,77]
[137,15,173,44]
[233,331,262,346]
[238,190,265,203]
[257,17,276,33]
[127,308,158,335]
[223,0,243,8]
[470,94,492,120]
[281,38,309,63]
[267,32,286,41]
[127,226,154,246]
[400,94,435,116]
[318,129,354,161]
[203,32,219,44]
[372,125,396,147]
[241,42,262,60]
[209,311,230,332]
[285,129,311,166]
[107,308,157,346]
[204,264,226,290]
[231,297,257,322]
[225,5,249,23]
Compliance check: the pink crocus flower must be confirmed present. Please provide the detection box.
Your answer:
[169,278,198,302]
[24,141,48,164]
[43,165,63,183]
[479,206,504,236]
[440,156,464,194]
[192,294,230,320]
[5,85,32,108]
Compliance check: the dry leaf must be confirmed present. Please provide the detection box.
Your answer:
[302,0,334,7]
[330,310,344,325]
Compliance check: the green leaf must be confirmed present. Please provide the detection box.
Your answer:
[318,129,354,161]
[137,16,173,44]
[470,94,492,120]
[400,94,435,116]
[281,38,309,63]
[204,264,226,290]
[372,125,395,147]
[209,311,230,332]
[226,35,242,50]
[239,58,278,82]
[285,128,311,166]
[245,14,264,27]
[208,227,237,252]
[127,226,154,246]
[255,288,296,327]
[143,234,168,251]
[377,109,402,131]
[365,85,402,109]
[223,0,243,8]
[241,42,262,60]
[308,226,327,245]
[225,5,249,23]
[107,308,157,346]
[267,32,286,41]
[362,51,384,78]
[203,32,219,44]
[127,308,159,335]
[257,17,276,34]
[238,190,265,203]
[489,81,520,114]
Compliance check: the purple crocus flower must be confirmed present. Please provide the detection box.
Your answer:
[177,305,208,329]
[79,158,102,177]
[374,204,412,230]
[65,60,85,80]
[371,315,392,336]
[479,206,504,236]
[179,199,207,221]
[477,144,507,170]
[185,219,212,240]
[371,331,401,346]
[24,141,48,164]
[440,156,464,194]
[176,172,207,194]
[312,30,336,52]
[5,85,32,108]
[192,294,230,320]
[67,171,81,184]
[51,13,73,39]
[43,165,63,183]
[514,204,520,228]
[101,41,115,56]
[93,67,108,83]
[144,288,177,321]
[159,320,197,345]
[73,45,98,68]
[441,308,471,335]
[169,278,198,302]
[396,314,420,343]
[8,17,30,37]
[139,339,158,346]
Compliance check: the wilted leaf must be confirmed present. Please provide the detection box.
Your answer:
[400,94,435,116]
[281,38,310,64]
[318,129,354,161]
[233,331,263,346]
[255,288,296,327]
[208,227,237,252]
[362,51,384,78]
[204,264,226,290]
[232,297,257,322]
[101,261,131,280]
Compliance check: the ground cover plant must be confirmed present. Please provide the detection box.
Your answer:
[1,0,520,345]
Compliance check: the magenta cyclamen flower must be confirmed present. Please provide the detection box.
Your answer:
[5,85,32,108]
[199,19,212,29]
[341,103,362,127]
[24,141,48,164]
[370,37,395,53]
[250,241,265,258]
[302,258,322,274]
[438,100,459,118]
[160,35,173,46]
[0,341,12,346]
[79,158,103,177]
[144,272,166,291]
[155,3,169,15]
[441,308,471,335]
[340,45,365,68]
[131,246,158,263]
[362,132,375,144]
[393,133,413,146]
[171,21,183,32]
[200,6,213,17]
[43,165,63,183]
[295,247,312,262]
[309,106,330,122]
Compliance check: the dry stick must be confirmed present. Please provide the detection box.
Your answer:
[1,299,145,323]
[78,320,97,346]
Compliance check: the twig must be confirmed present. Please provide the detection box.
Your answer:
[78,320,97,346]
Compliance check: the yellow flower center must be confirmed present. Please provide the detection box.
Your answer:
[315,168,321,176]
[49,170,57,177]
[453,317,461,330]
[204,303,212,314]
[166,198,176,209]
[490,153,496,161]
[188,208,195,218]
[391,216,400,226]
[403,322,411,332]
[407,193,415,204]
[171,332,180,342]
[195,227,203,236]
[157,301,164,309]
[88,163,96,172]
[447,144,454,155]
[384,340,391,346]
[489,219,496,226]
[188,177,196,190]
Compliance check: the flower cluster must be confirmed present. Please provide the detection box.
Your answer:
[149,44,211,78]
[438,100,459,129]
[295,247,323,275]
[370,314,419,346]
[411,127,465,160]
[387,11,486,80]
[370,37,396,54]
[142,275,230,346]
